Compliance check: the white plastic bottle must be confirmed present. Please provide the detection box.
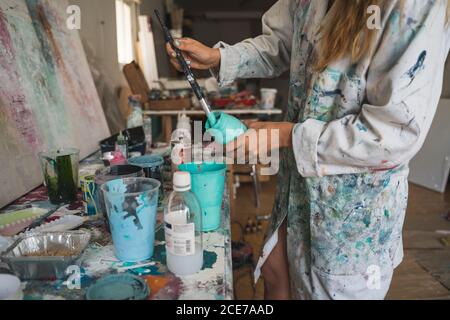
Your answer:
[165,172,203,275]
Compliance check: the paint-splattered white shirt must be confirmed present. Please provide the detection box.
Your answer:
[217,0,450,300]
[218,0,449,178]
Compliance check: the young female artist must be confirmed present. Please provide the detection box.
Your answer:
[166,0,450,299]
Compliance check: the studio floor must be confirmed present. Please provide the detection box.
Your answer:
[231,176,450,300]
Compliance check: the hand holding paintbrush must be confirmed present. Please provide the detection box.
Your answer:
[166,38,221,71]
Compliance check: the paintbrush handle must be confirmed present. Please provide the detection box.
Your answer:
[154,10,216,126]
[23,207,60,233]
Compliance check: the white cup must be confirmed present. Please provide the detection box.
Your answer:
[0,274,22,300]
[260,88,278,109]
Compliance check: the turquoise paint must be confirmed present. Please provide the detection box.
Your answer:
[203,250,218,269]
[379,230,392,245]
[337,232,346,242]
[80,274,94,288]
[205,112,247,145]
[337,254,349,264]
[178,163,226,232]
[356,122,368,132]
[86,274,149,300]
[363,215,371,228]
[355,241,365,251]
[128,264,163,276]
[389,9,401,30]
[324,67,342,82]
[207,113,218,127]
[383,177,391,188]
[152,229,167,264]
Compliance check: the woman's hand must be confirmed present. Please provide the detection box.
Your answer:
[225,121,295,163]
[166,38,221,71]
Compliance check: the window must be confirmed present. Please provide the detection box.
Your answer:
[116,0,134,65]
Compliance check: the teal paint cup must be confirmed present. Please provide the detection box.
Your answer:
[178,163,226,232]
[205,112,247,145]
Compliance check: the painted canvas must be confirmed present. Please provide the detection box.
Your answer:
[0,0,110,207]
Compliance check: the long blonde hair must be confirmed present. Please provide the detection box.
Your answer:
[315,0,450,71]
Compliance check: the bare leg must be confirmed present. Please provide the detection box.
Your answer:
[261,219,290,300]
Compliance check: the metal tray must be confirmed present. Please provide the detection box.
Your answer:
[1,231,91,280]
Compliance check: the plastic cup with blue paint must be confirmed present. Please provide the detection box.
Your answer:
[178,163,226,231]
[101,177,160,262]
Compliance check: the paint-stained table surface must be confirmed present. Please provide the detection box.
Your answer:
[0,153,234,300]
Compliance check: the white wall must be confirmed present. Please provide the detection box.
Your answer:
[70,0,126,90]
[139,0,171,78]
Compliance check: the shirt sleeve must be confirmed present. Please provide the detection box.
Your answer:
[293,0,450,177]
[214,0,298,86]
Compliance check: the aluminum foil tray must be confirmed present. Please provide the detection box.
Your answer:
[1,231,91,280]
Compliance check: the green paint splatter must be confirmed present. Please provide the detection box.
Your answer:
[129,265,163,276]
[384,209,390,218]
[355,241,365,251]
[203,250,218,269]
[363,215,371,228]
[379,230,391,245]
[331,208,341,219]
[337,254,349,264]
[337,232,346,241]
[366,237,373,245]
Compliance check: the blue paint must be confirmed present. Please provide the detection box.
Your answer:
[406,17,418,27]
[205,112,247,145]
[337,254,349,264]
[203,250,218,269]
[379,229,392,245]
[389,10,401,27]
[363,215,371,228]
[101,178,160,262]
[355,241,365,251]
[128,264,163,276]
[405,50,426,84]
[86,274,149,300]
[356,122,368,132]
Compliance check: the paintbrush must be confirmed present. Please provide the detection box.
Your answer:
[20,206,63,234]
[154,9,217,126]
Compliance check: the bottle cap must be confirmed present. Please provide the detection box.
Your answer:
[173,172,191,192]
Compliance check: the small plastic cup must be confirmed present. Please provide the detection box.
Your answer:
[205,112,247,145]
[101,177,160,262]
[94,165,144,230]
[260,88,278,109]
[178,163,226,231]
[38,148,80,205]
[128,155,165,205]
